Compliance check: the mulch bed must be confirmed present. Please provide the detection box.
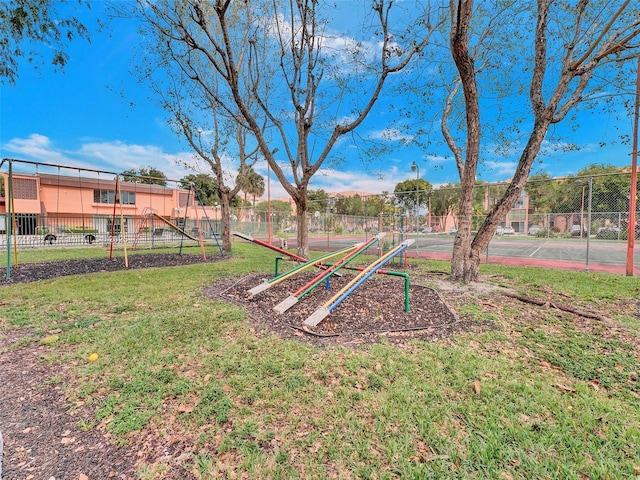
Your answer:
[205,269,467,347]
[0,252,223,285]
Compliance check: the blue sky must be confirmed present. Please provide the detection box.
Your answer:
[1,1,636,201]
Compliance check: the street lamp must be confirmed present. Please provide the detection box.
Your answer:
[411,161,420,234]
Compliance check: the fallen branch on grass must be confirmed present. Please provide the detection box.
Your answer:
[503,293,612,324]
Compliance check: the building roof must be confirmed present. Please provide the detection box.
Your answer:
[327,190,377,198]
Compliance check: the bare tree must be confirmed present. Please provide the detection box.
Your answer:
[125,0,442,258]
[176,107,260,252]
[445,0,640,282]
[117,1,268,252]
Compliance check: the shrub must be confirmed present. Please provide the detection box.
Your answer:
[595,228,619,240]
[65,227,98,234]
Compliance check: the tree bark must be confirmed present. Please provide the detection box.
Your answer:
[449,0,482,282]
[296,208,310,259]
[288,186,307,258]
[219,191,233,252]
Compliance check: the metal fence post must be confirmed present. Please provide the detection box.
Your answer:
[6,161,12,280]
[586,176,593,271]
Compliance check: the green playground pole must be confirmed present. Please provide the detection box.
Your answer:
[270,244,357,284]
[6,161,13,280]
[403,272,410,312]
[274,256,284,276]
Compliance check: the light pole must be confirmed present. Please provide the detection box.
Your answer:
[411,161,420,234]
[626,55,639,276]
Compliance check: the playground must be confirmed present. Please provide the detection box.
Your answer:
[0,159,224,282]
[1,240,639,479]
[206,270,462,347]
[1,240,463,347]
[1,163,639,479]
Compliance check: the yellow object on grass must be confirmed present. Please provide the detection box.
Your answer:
[41,335,59,345]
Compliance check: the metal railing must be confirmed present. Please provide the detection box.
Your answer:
[2,172,638,274]
[0,214,222,249]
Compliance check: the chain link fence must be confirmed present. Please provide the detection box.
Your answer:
[231,172,639,274]
[2,172,638,274]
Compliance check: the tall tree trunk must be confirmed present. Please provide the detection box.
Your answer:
[454,118,552,282]
[219,193,233,252]
[295,192,309,258]
[296,208,309,259]
[450,189,476,281]
[450,0,481,282]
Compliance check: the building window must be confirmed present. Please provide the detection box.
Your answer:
[93,189,135,205]
[94,189,113,204]
[107,218,128,234]
[121,191,136,205]
[13,178,38,199]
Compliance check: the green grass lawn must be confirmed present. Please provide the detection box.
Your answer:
[1,244,639,479]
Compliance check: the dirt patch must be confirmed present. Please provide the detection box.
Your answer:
[0,331,140,479]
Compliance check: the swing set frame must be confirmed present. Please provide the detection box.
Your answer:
[1,158,223,280]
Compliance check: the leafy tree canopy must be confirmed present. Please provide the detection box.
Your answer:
[429,183,460,219]
[1,0,90,85]
[121,166,167,186]
[307,189,330,213]
[333,194,382,217]
[254,199,293,225]
[237,168,265,206]
[254,199,293,214]
[563,164,637,213]
[393,179,433,211]
[179,173,219,206]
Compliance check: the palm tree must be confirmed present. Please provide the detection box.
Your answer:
[238,168,264,204]
[247,170,265,206]
[238,167,265,222]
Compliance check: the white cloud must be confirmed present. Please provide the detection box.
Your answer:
[263,11,380,77]
[322,34,378,67]
[540,139,585,154]
[481,160,517,180]
[3,134,409,202]
[3,134,71,166]
[308,167,398,196]
[2,133,198,182]
[424,154,453,164]
[250,162,397,202]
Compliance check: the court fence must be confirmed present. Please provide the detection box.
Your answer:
[2,172,638,274]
